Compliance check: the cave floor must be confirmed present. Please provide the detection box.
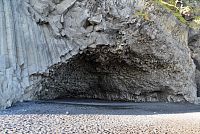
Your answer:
[1,99,200,133]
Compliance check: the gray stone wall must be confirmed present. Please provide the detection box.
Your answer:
[0,0,198,108]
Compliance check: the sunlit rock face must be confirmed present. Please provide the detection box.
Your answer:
[0,0,198,108]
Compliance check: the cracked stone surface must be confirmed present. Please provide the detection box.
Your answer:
[0,0,199,108]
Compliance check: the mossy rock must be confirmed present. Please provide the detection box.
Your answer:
[154,0,200,29]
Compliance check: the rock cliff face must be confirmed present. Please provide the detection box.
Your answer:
[0,0,199,108]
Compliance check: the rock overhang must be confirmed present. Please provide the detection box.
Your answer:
[0,0,199,109]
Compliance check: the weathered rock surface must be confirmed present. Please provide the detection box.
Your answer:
[0,0,198,108]
[188,28,200,96]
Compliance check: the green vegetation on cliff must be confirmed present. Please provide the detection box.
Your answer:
[155,0,200,29]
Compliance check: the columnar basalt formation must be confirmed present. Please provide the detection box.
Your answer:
[0,0,199,108]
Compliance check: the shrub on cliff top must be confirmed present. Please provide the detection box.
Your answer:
[155,0,200,29]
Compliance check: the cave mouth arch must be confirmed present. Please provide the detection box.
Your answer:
[33,46,184,103]
[34,51,135,101]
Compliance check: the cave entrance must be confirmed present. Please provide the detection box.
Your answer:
[34,46,181,102]
[35,50,127,101]
[34,45,143,102]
